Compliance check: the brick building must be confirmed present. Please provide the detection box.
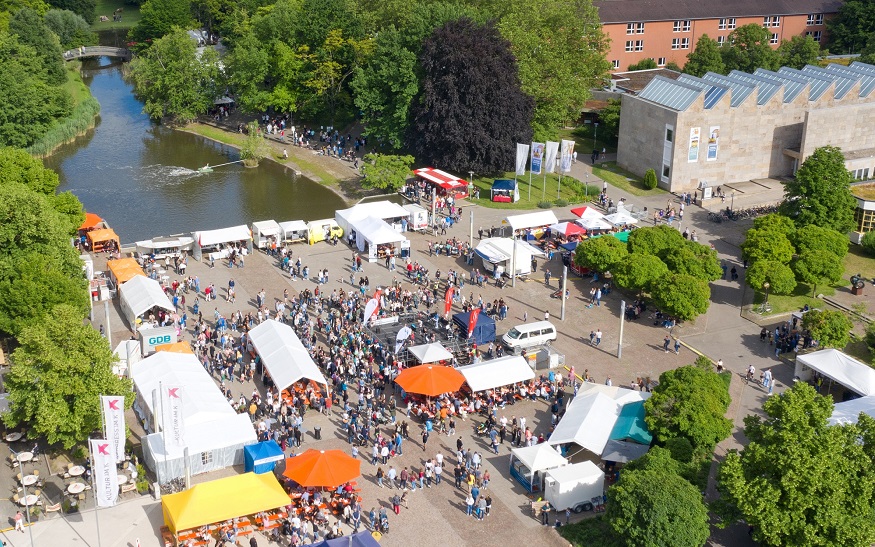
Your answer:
[595,0,842,72]
[616,61,875,193]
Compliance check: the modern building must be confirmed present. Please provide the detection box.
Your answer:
[595,0,842,72]
[616,61,875,193]
[851,183,875,243]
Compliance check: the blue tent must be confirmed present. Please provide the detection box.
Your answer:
[305,531,382,547]
[243,440,284,474]
[491,179,519,202]
[453,311,496,346]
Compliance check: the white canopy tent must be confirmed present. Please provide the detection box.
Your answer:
[135,236,194,258]
[575,217,613,231]
[248,320,328,390]
[192,225,252,259]
[352,216,407,259]
[795,349,875,397]
[459,355,535,392]
[336,201,410,236]
[509,444,568,492]
[829,396,875,425]
[132,352,256,482]
[278,220,308,242]
[474,238,545,276]
[602,211,638,226]
[119,275,174,330]
[505,211,559,232]
[251,220,282,249]
[407,342,453,364]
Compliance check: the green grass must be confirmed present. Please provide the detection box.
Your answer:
[61,63,91,106]
[844,338,872,363]
[467,171,595,210]
[844,244,875,280]
[591,161,667,197]
[752,282,838,315]
[93,0,141,30]
[560,126,618,155]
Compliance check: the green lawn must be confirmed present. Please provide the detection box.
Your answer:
[559,126,617,155]
[752,282,837,315]
[62,64,91,107]
[93,0,141,30]
[592,161,667,197]
[467,171,595,210]
[844,244,875,280]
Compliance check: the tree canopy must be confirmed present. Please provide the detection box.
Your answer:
[741,228,795,265]
[721,24,781,73]
[650,273,710,321]
[801,309,854,348]
[359,153,414,191]
[43,8,96,50]
[745,260,796,295]
[780,145,856,233]
[828,0,875,54]
[684,34,725,77]
[792,225,849,259]
[9,7,66,85]
[408,18,533,173]
[612,253,668,294]
[717,382,875,547]
[778,35,821,69]
[129,0,194,44]
[573,235,628,273]
[46,0,95,23]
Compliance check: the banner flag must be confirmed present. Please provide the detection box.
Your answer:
[363,289,382,323]
[395,326,412,353]
[707,126,720,161]
[515,143,530,175]
[468,308,481,337]
[545,141,560,173]
[444,286,455,315]
[164,386,185,448]
[90,439,119,507]
[688,127,700,163]
[530,143,545,175]
[560,140,575,173]
[101,395,126,463]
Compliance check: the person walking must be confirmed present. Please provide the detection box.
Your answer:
[14,510,24,533]
[663,335,671,353]
[595,329,602,346]
[466,493,475,516]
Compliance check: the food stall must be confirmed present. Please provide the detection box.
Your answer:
[87,228,121,253]
[509,444,569,493]
[251,220,282,249]
[307,219,343,245]
[351,216,407,262]
[544,461,605,513]
[119,275,174,330]
[402,203,429,231]
[336,201,411,236]
[491,179,519,202]
[413,167,469,200]
[278,220,308,243]
[191,225,252,261]
[135,236,194,259]
[475,237,545,277]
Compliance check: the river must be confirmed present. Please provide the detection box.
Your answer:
[44,57,347,243]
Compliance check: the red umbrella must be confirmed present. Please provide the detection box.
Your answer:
[549,222,586,237]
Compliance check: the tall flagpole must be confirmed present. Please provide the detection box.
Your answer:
[528,170,532,201]
[89,440,104,547]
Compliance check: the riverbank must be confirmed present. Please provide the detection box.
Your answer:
[28,63,101,157]
[182,120,381,206]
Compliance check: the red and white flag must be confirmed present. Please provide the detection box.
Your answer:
[444,286,455,315]
[101,395,126,463]
[90,439,119,507]
[363,289,382,324]
[164,386,185,448]
[468,308,481,338]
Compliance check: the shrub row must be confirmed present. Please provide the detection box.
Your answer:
[27,96,100,157]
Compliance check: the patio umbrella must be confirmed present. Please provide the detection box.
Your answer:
[283,449,361,488]
[549,222,586,238]
[570,206,604,220]
[79,212,104,230]
[155,341,193,354]
[395,365,465,397]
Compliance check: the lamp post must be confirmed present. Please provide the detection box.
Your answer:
[468,171,474,198]
[585,173,589,197]
[731,192,735,212]
[763,282,771,307]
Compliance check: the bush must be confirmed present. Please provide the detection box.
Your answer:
[643,168,658,189]
[862,231,875,257]
[27,97,100,157]
[555,198,569,207]
[665,437,695,463]
[62,499,79,513]
[135,463,150,494]
[537,201,553,209]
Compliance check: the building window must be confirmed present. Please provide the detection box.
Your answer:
[665,128,674,143]
[855,207,875,233]
[681,38,690,49]
[717,36,726,46]
[201,451,213,465]
[612,59,620,69]
[807,14,824,26]
[672,38,681,50]
[763,16,780,28]
[806,31,822,42]
[662,163,671,179]
[673,20,691,32]
[853,168,871,180]
[634,22,645,34]
[657,57,666,66]
[625,40,644,52]
[634,40,644,51]
[625,40,634,52]
[770,33,779,45]
[718,18,736,30]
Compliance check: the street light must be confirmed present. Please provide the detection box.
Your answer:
[585,173,589,197]
[731,192,735,212]
[468,171,474,198]
[763,282,771,306]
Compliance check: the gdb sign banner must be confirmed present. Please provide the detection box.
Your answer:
[138,326,177,354]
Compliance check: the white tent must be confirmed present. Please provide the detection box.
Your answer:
[353,216,407,257]
[248,320,328,389]
[192,225,252,259]
[408,342,453,364]
[135,236,194,257]
[506,211,559,232]
[278,220,308,242]
[119,276,174,329]
[474,238,545,276]
[131,352,256,482]
[548,384,651,455]
[509,444,568,491]
[575,217,613,231]
[251,220,282,249]
[336,201,410,236]
[602,211,638,226]
[795,349,875,397]
[830,396,875,425]
[459,355,535,392]
[113,339,141,377]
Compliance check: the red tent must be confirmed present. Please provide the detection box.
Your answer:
[413,167,469,199]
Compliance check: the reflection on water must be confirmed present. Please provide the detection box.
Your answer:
[44,58,346,243]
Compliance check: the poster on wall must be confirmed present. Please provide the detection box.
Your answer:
[688,127,700,163]
[707,126,720,161]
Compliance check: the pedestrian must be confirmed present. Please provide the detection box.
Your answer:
[595,329,602,346]
[730,266,739,281]
[376,467,384,488]
[422,428,429,450]
[391,494,401,514]
[674,338,681,355]
[466,494,475,516]
[14,510,24,533]
[663,335,671,353]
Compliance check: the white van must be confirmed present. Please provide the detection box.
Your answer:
[502,321,557,354]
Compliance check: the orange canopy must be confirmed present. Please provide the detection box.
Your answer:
[395,365,465,397]
[282,449,361,488]
[87,228,120,250]
[107,257,144,284]
[79,212,104,230]
[155,341,193,354]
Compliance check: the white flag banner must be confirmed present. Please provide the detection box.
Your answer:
[560,139,575,173]
[530,142,545,175]
[101,395,126,463]
[545,141,560,173]
[515,143,530,175]
[90,439,119,507]
[164,385,185,448]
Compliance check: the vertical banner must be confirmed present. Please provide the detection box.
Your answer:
[101,395,126,463]
[164,386,185,448]
[444,286,455,315]
[688,127,700,163]
[530,142,545,175]
[395,326,412,353]
[468,308,481,338]
[707,126,720,161]
[515,143,530,175]
[560,140,575,173]
[363,289,382,323]
[90,439,119,507]
[544,141,560,173]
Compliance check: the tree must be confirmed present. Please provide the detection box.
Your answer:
[717,382,875,547]
[359,153,414,191]
[8,8,66,85]
[644,365,732,452]
[721,23,781,73]
[408,18,533,173]
[661,241,722,282]
[793,225,849,259]
[801,308,854,348]
[598,99,621,141]
[684,34,725,76]
[573,235,628,273]
[627,58,657,71]
[828,0,875,54]
[302,29,373,124]
[606,455,710,547]
[239,121,270,166]
[498,0,610,140]
[3,304,131,449]
[778,35,821,69]
[129,0,193,43]
[130,27,223,122]
[46,0,95,23]
[745,260,797,295]
[665,61,683,71]
[861,230,875,257]
[612,253,668,294]
[741,228,795,265]
[752,212,796,236]
[225,31,272,112]
[627,225,685,257]
[650,273,710,321]
[642,168,657,189]
[44,8,96,49]
[780,146,857,232]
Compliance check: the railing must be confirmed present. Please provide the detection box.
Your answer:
[63,46,132,61]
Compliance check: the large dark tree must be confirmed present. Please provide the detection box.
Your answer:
[408,18,533,174]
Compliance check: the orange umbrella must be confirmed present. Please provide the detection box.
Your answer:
[79,212,103,230]
[283,449,361,488]
[155,341,193,354]
[395,365,465,397]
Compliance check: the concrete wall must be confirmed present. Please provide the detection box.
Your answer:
[617,94,678,189]
[801,102,875,158]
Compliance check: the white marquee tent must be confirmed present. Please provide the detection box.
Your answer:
[505,211,559,232]
[191,225,252,259]
[248,320,328,390]
[509,443,568,484]
[335,201,410,236]
[795,349,875,397]
[132,352,256,482]
[829,396,875,426]
[352,216,407,257]
[575,217,613,231]
[459,355,535,392]
[475,238,545,276]
[119,275,174,329]
[408,343,453,364]
[602,211,638,227]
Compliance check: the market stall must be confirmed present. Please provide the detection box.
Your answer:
[351,216,407,262]
[107,257,145,286]
[336,201,411,237]
[474,237,545,277]
[509,444,568,493]
[87,228,121,252]
[458,355,535,392]
[575,216,613,232]
[79,212,105,231]
[402,203,429,231]
[307,218,343,245]
[243,440,284,474]
[407,342,453,365]
[278,220,308,243]
[248,320,328,391]
[251,220,282,249]
[491,179,519,202]
[191,225,252,260]
[135,236,194,259]
[119,275,174,330]
[602,210,639,227]
[413,167,469,199]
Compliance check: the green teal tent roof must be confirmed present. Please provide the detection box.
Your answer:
[609,401,652,445]
[589,231,629,243]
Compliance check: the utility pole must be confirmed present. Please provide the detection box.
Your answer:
[617,300,626,359]
[469,210,474,247]
[560,266,568,320]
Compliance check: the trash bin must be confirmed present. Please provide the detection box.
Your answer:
[314,426,321,440]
